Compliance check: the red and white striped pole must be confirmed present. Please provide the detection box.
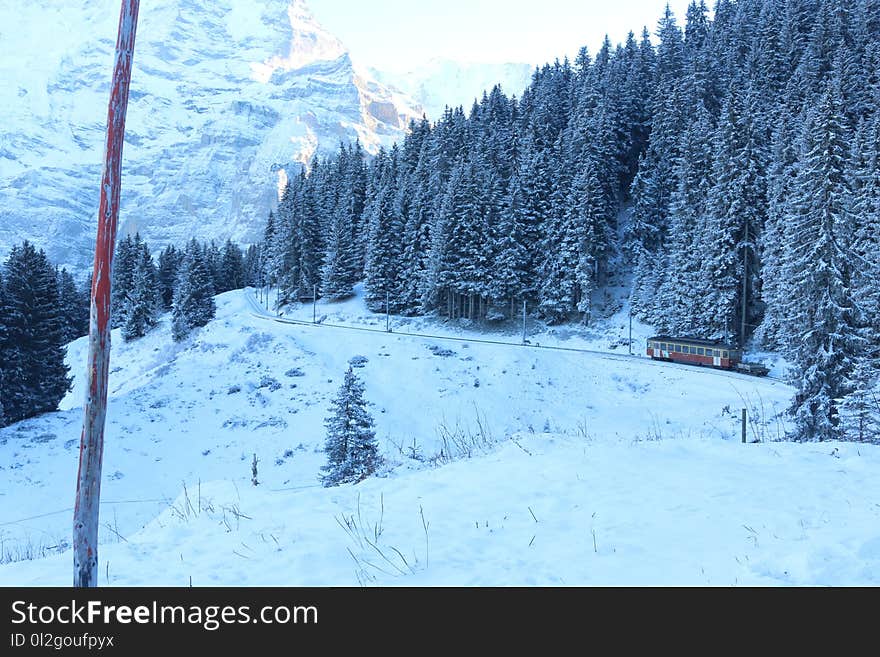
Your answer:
[73,0,139,588]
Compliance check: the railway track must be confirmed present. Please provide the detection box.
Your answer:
[244,290,790,388]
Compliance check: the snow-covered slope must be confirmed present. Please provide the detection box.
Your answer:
[4,286,875,586]
[373,59,535,119]
[0,0,423,271]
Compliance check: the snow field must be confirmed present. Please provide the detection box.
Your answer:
[3,286,876,586]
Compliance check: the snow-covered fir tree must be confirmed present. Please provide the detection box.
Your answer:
[321,365,380,487]
[157,245,182,311]
[0,242,71,424]
[219,240,246,294]
[785,84,863,442]
[121,245,161,342]
[171,241,216,342]
[55,267,89,344]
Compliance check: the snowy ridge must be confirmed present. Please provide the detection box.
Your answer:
[373,59,535,119]
[0,0,423,272]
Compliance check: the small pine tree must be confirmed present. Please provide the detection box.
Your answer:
[321,366,379,487]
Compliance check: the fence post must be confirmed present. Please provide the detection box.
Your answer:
[741,408,747,444]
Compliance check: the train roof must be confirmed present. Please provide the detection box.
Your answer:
[648,335,739,349]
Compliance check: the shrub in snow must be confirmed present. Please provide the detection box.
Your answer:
[428,345,456,358]
[349,355,369,368]
[321,366,380,487]
[258,375,281,392]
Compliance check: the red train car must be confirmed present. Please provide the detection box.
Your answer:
[647,335,741,369]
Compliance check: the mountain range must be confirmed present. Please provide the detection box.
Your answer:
[0,0,530,272]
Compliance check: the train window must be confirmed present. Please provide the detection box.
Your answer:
[722,351,729,358]
[661,343,668,350]
[697,347,705,355]
[684,346,691,354]
[673,345,680,353]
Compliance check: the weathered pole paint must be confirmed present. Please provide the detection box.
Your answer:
[73,0,139,588]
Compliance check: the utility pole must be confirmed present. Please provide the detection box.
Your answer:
[522,299,527,345]
[73,0,139,588]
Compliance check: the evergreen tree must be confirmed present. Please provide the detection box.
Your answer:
[363,148,403,312]
[172,242,216,342]
[204,241,224,295]
[56,267,89,343]
[320,366,379,487]
[0,242,71,424]
[110,233,140,328]
[492,171,532,317]
[701,86,767,344]
[121,245,161,342]
[157,245,181,311]
[321,204,359,300]
[785,85,863,442]
[219,240,246,293]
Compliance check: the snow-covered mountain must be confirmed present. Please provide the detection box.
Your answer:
[0,0,423,271]
[373,59,535,120]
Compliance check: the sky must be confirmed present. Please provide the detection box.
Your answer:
[308,0,697,72]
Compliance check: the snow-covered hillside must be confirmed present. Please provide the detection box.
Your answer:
[0,0,423,271]
[3,286,876,586]
[373,59,534,119]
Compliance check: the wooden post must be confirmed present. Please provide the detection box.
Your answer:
[386,290,391,332]
[741,408,747,444]
[73,0,139,588]
[312,285,317,323]
[521,300,527,345]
